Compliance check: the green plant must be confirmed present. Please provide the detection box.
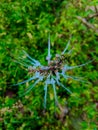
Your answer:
[12,35,93,109]
[0,0,98,129]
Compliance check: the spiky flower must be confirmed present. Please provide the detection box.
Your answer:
[12,36,92,109]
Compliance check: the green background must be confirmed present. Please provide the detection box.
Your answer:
[0,0,98,129]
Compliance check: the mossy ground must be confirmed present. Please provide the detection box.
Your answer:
[0,0,98,129]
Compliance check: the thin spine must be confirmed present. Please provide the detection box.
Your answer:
[61,73,84,82]
[54,72,72,94]
[14,60,30,68]
[22,50,41,66]
[55,77,72,94]
[67,60,93,70]
[12,75,37,86]
[19,78,41,97]
[62,39,71,54]
[44,74,51,108]
[51,78,58,105]
[18,56,35,66]
[46,34,51,64]
[44,83,48,109]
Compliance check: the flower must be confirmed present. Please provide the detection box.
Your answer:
[12,36,92,109]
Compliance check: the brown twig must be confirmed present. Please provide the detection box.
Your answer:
[94,5,98,13]
[76,16,98,33]
[87,13,98,19]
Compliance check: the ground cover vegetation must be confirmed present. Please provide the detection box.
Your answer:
[0,0,98,129]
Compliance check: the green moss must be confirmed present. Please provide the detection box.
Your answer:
[0,0,98,129]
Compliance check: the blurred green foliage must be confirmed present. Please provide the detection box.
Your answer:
[0,0,98,129]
